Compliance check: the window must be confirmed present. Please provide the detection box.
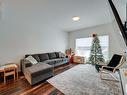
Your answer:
[75,35,109,62]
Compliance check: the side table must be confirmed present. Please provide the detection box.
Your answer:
[73,56,85,64]
[0,64,18,83]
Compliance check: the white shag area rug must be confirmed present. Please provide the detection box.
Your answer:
[47,64,122,95]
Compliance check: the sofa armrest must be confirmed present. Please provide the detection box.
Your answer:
[21,59,33,73]
[59,52,66,58]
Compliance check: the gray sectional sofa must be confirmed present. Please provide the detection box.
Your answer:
[21,52,69,85]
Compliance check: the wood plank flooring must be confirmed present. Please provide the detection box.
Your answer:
[0,63,76,95]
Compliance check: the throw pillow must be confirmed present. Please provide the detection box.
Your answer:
[25,55,38,65]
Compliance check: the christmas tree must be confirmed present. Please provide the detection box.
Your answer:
[89,34,105,64]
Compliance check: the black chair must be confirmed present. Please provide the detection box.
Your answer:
[99,54,125,81]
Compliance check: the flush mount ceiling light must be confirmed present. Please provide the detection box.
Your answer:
[72,16,80,21]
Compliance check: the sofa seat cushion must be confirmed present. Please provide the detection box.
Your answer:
[62,58,69,62]
[48,52,57,59]
[25,62,53,77]
[39,53,49,61]
[54,58,63,63]
[43,59,56,65]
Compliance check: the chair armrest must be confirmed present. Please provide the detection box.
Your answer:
[101,66,115,69]
[100,66,117,73]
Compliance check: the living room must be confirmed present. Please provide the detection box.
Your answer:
[0,0,126,95]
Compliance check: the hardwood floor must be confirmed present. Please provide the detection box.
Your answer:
[0,63,76,95]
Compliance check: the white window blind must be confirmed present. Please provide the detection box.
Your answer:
[75,35,109,61]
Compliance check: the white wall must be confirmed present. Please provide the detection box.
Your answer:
[69,23,126,59]
[112,0,126,23]
[0,0,125,66]
[0,0,68,66]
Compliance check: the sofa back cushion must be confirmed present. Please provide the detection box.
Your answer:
[55,52,60,58]
[32,54,40,62]
[48,52,57,59]
[39,53,49,61]
[25,54,40,62]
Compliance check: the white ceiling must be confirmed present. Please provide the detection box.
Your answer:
[2,0,126,32]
